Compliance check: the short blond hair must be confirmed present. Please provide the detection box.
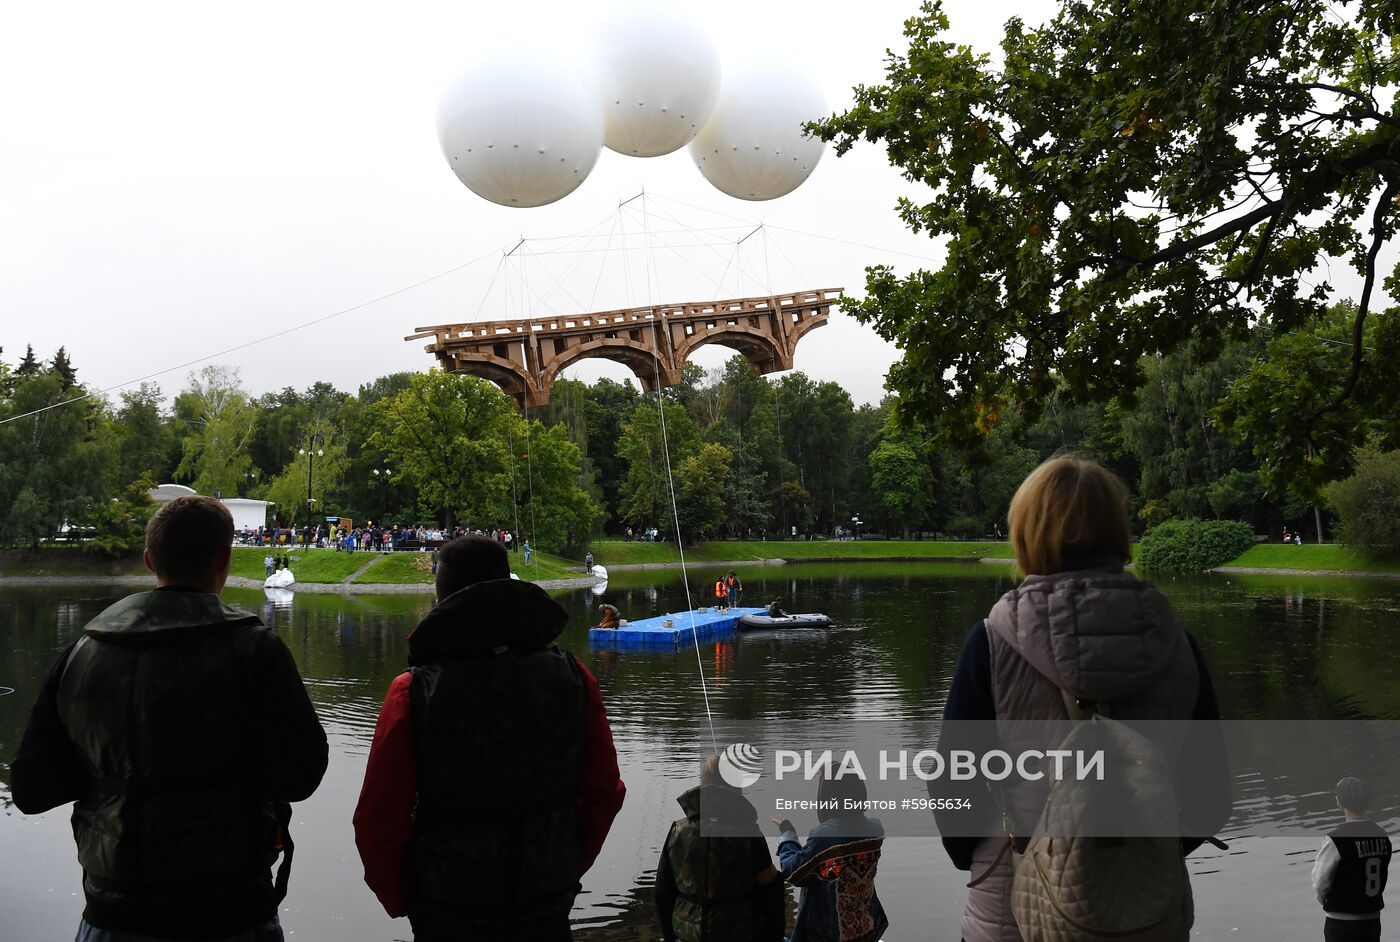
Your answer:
[1008,456,1131,576]
[701,754,722,785]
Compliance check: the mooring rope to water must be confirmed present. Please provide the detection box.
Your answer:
[617,190,720,755]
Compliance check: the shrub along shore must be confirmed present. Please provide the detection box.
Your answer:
[1,541,1397,588]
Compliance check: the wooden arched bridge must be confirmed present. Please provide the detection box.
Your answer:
[406,288,840,408]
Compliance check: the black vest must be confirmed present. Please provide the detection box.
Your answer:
[403,579,588,936]
[58,591,278,910]
[1324,820,1392,915]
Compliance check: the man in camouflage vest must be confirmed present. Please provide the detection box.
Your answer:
[655,755,784,942]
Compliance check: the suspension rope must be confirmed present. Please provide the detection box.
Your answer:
[619,204,753,298]
[647,189,944,263]
[615,194,658,510]
[470,253,508,324]
[732,233,791,539]
[766,226,817,292]
[586,212,621,312]
[507,426,523,549]
[526,230,605,314]
[503,255,525,550]
[631,199,770,296]
[520,239,767,257]
[638,190,719,754]
[525,415,539,578]
[520,252,541,577]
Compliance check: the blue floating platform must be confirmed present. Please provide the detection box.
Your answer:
[589,607,765,649]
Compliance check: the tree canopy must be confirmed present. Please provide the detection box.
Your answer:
[814,0,1399,493]
[0,339,1372,553]
[174,365,256,498]
[367,371,518,531]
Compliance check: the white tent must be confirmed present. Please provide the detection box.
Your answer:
[222,498,270,531]
[148,483,196,504]
[148,484,270,531]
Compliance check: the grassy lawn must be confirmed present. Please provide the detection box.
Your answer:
[518,552,591,582]
[1223,544,1400,573]
[354,549,584,585]
[352,552,432,584]
[230,547,378,583]
[583,539,1016,566]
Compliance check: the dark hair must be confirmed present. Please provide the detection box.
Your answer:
[435,534,511,599]
[1337,776,1372,814]
[145,496,233,583]
[816,766,868,822]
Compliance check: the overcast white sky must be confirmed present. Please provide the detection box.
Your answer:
[2,0,1391,409]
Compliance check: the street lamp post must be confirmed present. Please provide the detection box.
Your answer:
[299,433,324,544]
[371,466,393,523]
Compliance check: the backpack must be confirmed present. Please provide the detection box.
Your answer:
[786,836,888,942]
[1008,692,1192,942]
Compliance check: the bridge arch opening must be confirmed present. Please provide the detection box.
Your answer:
[674,323,790,376]
[553,357,646,390]
[540,336,678,395]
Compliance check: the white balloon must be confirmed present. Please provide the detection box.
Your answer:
[689,61,827,201]
[591,4,721,158]
[437,47,604,208]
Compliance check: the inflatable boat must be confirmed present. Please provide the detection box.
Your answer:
[737,612,831,631]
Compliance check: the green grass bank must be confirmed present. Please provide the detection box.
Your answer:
[1219,544,1400,574]
[583,539,1017,566]
[230,547,372,583]
[6,541,1398,585]
[351,550,580,584]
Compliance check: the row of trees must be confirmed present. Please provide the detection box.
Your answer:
[0,307,1390,555]
[557,310,1376,545]
[0,350,597,552]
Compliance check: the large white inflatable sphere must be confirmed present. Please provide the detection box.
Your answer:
[591,5,721,157]
[437,48,604,208]
[689,61,827,201]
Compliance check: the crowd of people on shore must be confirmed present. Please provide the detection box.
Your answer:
[7,456,1392,942]
[246,522,531,556]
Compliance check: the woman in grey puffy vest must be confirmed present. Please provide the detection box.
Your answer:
[932,456,1232,942]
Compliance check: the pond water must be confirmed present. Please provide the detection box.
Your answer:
[4,562,1400,940]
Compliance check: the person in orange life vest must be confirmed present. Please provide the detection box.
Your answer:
[715,577,729,611]
[352,535,626,941]
[595,602,621,630]
[725,571,742,609]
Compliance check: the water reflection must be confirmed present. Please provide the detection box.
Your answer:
[2,565,1400,939]
[261,586,295,614]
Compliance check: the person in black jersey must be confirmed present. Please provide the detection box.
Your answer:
[1313,776,1392,941]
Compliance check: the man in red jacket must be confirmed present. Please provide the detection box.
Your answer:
[353,535,625,941]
